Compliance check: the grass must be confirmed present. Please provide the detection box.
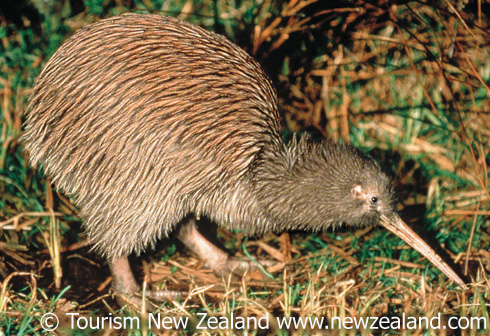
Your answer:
[1,0,489,335]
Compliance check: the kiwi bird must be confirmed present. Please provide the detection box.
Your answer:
[22,13,467,305]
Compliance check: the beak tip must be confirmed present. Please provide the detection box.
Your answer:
[379,214,468,291]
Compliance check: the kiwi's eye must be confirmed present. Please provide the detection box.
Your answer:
[371,196,378,204]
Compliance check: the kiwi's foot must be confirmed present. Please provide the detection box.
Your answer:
[109,257,186,310]
[177,218,276,279]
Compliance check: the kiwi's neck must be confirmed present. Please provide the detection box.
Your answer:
[252,135,330,232]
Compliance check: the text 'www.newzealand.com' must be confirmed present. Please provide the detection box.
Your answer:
[274,314,485,331]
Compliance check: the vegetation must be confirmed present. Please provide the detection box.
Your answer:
[0,0,489,334]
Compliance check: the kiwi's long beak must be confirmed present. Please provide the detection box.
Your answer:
[379,214,468,290]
